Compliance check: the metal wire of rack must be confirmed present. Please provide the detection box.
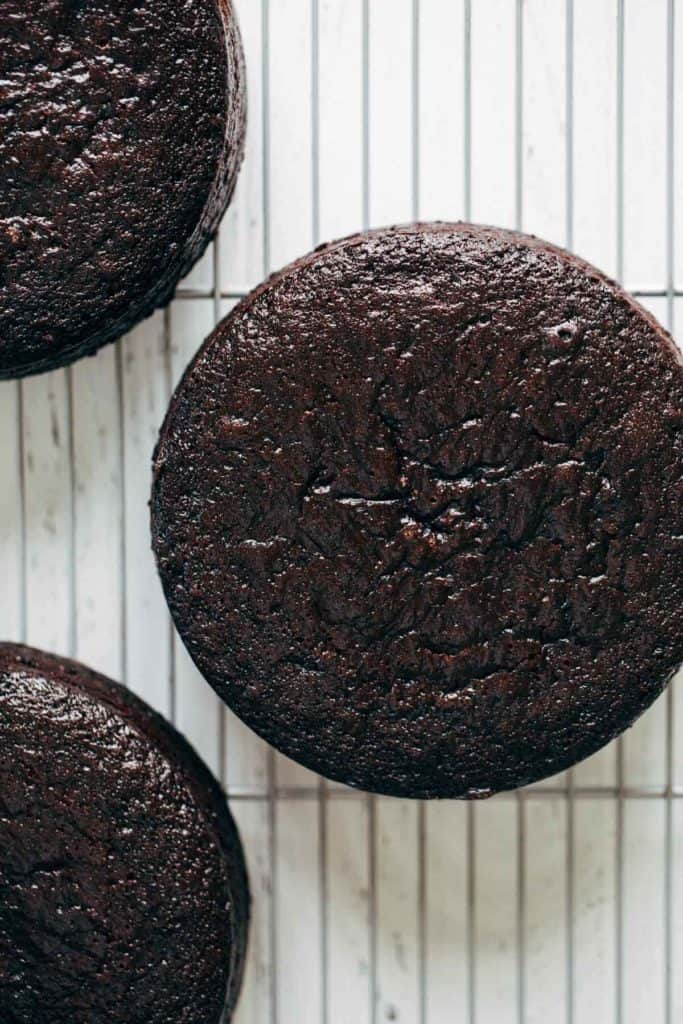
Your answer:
[0,1,681,1023]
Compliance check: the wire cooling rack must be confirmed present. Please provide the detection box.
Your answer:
[1,1,682,1022]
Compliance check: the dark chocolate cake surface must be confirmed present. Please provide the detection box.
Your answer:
[152,223,683,799]
[0,643,249,1024]
[0,0,245,378]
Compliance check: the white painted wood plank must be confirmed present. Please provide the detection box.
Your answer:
[71,347,122,678]
[417,0,466,222]
[672,800,683,1023]
[473,798,518,1024]
[171,637,221,781]
[0,382,22,641]
[168,298,223,775]
[527,768,568,793]
[276,798,323,1024]
[521,0,566,247]
[120,313,172,718]
[225,712,271,795]
[182,244,215,294]
[623,0,668,291]
[232,799,274,1024]
[672,669,683,791]
[470,0,518,228]
[375,798,420,1024]
[621,295,669,789]
[326,798,371,1024]
[368,0,415,228]
[275,749,321,790]
[524,798,568,1024]
[424,801,469,1024]
[572,744,617,790]
[22,371,72,656]
[573,799,616,1024]
[318,0,364,242]
[572,0,618,278]
[222,0,266,294]
[622,800,666,1024]
[267,0,313,270]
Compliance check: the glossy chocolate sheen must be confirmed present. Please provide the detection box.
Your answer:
[0,643,249,1023]
[152,223,683,799]
[0,0,245,378]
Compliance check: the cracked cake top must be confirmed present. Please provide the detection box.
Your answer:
[152,223,683,798]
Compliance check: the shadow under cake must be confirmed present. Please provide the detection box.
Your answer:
[151,222,683,799]
[0,643,249,1024]
[0,0,245,379]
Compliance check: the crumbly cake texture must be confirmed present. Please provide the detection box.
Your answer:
[0,0,246,378]
[152,223,683,799]
[0,643,249,1024]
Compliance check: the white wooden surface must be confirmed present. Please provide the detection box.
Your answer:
[0,2,681,1022]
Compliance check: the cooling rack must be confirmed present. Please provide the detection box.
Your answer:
[1,1,681,1022]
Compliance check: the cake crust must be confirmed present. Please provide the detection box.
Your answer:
[152,223,683,799]
[0,0,246,378]
[0,643,249,1023]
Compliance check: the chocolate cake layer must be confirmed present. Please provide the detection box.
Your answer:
[0,643,249,1023]
[0,0,245,378]
[152,223,683,798]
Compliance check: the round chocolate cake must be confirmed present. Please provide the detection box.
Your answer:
[151,223,683,799]
[0,0,245,379]
[0,644,249,1023]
